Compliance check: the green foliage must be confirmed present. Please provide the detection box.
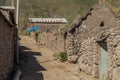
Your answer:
[108,76,112,80]
[0,0,7,6]
[53,52,59,59]
[108,0,120,7]
[34,31,40,42]
[20,30,30,36]
[53,52,68,62]
[117,11,120,16]
[107,0,120,16]
[59,52,67,62]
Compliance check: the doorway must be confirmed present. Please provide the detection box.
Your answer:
[99,41,108,80]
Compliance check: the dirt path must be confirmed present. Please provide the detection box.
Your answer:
[19,36,80,80]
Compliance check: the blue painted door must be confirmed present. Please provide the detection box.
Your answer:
[100,42,108,80]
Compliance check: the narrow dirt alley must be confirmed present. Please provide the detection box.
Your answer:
[19,36,80,80]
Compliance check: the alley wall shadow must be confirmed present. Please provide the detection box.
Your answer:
[19,46,46,80]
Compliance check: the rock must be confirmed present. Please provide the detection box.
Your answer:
[68,55,78,63]
[92,64,99,78]
[113,67,120,80]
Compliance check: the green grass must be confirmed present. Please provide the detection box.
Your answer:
[20,30,30,36]
[117,10,120,16]
[34,31,40,42]
[59,52,67,62]
[0,0,7,6]
[108,0,120,7]
[53,52,68,62]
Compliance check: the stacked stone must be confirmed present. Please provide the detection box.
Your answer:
[66,32,79,63]
[30,32,35,38]
[77,38,99,78]
[38,32,65,52]
[65,3,120,80]
[106,28,120,79]
[0,17,14,79]
[67,33,74,55]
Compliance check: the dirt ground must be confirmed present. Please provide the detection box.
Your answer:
[19,36,98,80]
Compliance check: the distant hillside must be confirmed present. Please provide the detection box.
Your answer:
[4,0,98,29]
[4,0,120,30]
[108,0,120,7]
[0,0,7,6]
[19,0,98,29]
[107,0,120,16]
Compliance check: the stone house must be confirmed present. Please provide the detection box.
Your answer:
[66,3,120,80]
[38,18,67,52]
[28,18,67,52]
[0,7,17,80]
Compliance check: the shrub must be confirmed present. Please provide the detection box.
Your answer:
[35,31,40,42]
[59,52,67,62]
[20,30,30,36]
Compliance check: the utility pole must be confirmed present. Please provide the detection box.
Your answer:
[16,0,19,29]
[16,0,19,63]
[12,0,14,6]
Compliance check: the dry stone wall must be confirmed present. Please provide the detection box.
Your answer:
[30,32,35,38]
[38,32,65,52]
[78,38,99,77]
[106,28,120,79]
[66,4,120,80]
[29,23,65,33]
[67,32,100,78]
[30,3,120,80]
[30,24,67,53]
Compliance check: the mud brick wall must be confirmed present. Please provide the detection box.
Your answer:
[38,32,65,52]
[0,14,14,80]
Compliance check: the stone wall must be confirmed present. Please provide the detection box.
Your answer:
[78,38,99,77]
[106,28,120,79]
[0,11,15,80]
[38,32,65,52]
[29,23,65,33]
[67,32,100,78]
[66,4,120,79]
[30,32,35,39]
[29,24,67,52]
